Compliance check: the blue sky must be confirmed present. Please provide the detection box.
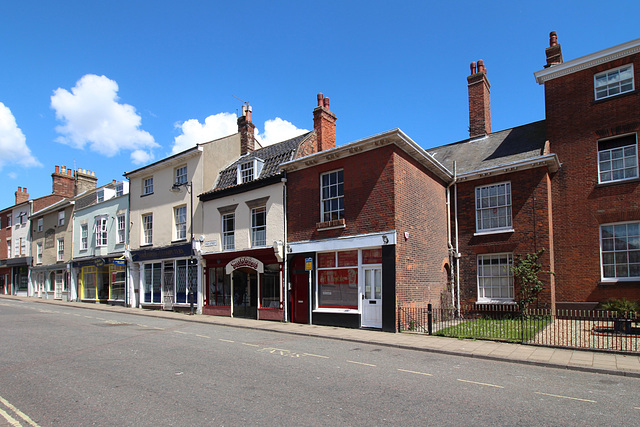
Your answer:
[0,1,638,208]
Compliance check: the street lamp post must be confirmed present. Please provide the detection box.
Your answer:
[170,181,195,315]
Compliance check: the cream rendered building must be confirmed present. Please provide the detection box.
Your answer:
[125,133,241,311]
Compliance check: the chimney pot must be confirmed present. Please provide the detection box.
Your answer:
[23,188,27,193]
[544,30,563,68]
[18,186,21,192]
[317,92,324,107]
[55,165,60,173]
[470,61,477,75]
[549,31,557,47]
[323,96,330,109]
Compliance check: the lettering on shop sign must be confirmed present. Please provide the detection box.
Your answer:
[226,256,264,274]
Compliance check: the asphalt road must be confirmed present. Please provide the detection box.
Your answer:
[1,299,639,426]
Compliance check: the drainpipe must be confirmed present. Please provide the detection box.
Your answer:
[282,172,288,322]
[454,178,461,315]
[446,162,459,313]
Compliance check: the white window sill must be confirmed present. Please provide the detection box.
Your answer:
[599,278,640,285]
[475,300,516,305]
[314,308,359,314]
[474,228,514,237]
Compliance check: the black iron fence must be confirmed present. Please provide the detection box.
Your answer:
[398,304,640,354]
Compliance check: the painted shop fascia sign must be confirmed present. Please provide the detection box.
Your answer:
[132,243,192,262]
[226,256,264,274]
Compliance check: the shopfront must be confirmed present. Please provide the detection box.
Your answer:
[132,243,200,311]
[74,257,126,305]
[30,265,72,301]
[203,248,284,321]
[287,232,396,331]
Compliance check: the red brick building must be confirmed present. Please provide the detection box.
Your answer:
[535,33,640,308]
[283,95,451,331]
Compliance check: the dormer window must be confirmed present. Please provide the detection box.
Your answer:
[96,190,104,203]
[237,158,264,184]
[595,64,634,100]
[115,183,124,197]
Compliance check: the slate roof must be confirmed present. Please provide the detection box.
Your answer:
[428,120,547,175]
[203,131,313,195]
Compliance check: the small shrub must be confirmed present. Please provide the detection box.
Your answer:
[598,298,640,314]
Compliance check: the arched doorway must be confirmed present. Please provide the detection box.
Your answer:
[232,268,258,318]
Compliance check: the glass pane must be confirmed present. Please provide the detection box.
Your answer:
[374,269,382,299]
[364,270,371,298]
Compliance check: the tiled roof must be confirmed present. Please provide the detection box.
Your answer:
[205,131,312,194]
[428,121,547,175]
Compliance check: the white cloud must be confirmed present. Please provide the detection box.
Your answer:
[171,113,309,153]
[256,118,308,147]
[131,149,154,165]
[51,74,159,159]
[7,172,17,179]
[171,112,237,154]
[0,102,41,169]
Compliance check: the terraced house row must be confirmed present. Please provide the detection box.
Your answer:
[1,33,638,331]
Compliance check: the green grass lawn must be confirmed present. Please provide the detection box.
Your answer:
[433,316,552,342]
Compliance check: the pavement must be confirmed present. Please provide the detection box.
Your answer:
[3,295,640,378]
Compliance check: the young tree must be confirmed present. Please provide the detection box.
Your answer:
[512,249,551,312]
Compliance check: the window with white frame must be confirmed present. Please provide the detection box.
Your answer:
[20,238,25,256]
[14,239,19,257]
[239,161,254,183]
[117,214,125,244]
[37,218,43,232]
[143,177,154,195]
[6,240,10,258]
[475,182,512,232]
[95,216,108,247]
[600,222,640,279]
[36,243,43,264]
[58,210,65,226]
[57,238,64,261]
[175,206,187,240]
[595,64,634,100]
[6,215,11,227]
[598,134,638,183]
[222,213,235,250]
[96,190,104,203]
[115,183,124,197]
[175,165,187,185]
[251,206,266,247]
[81,224,88,250]
[142,214,153,245]
[321,169,344,222]
[477,253,514,302]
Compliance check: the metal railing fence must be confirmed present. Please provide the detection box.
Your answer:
[398,304,639,354]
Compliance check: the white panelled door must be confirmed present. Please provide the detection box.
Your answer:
[361,268,382,328]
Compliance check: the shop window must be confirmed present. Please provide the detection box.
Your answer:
[362,248,382,264]
[143,263,162,303]
[209,267,231,306]
[261,264,280,308]
[83,266,97,299]
[110,265,126,301]
[317,250,358,309]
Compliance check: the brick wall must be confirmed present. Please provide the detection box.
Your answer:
[455,168,555,307]
[287,143,450,309]
[393,149,450,309]
[546,54,640,303]
[287,145,396,243]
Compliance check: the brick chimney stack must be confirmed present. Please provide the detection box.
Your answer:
[468,60,491,138]
[75,168,98,195]
[313,93,337,152]
[237,104,255,156]
[51,165,75,198]
[544,31,563,68]
[15,187,29,205]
